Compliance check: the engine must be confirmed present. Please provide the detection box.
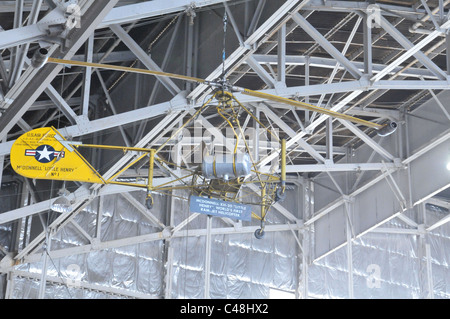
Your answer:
[201,153,252,180]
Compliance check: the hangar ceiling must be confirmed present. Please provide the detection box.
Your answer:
[0,0,449,299]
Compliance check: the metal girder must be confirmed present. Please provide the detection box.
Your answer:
[81,34,94,117]
[337,120,396,161]
[256,90,365,168]
[188,0,312,101]
[373,80,450,90]
[246,55,277,88]
[259,162,399,173]
[302,0,442,18]
[427,211,450,232]
[373,16,450,82]
[291,13,362,80]
[44,85,79,125]
[99,0,233,28]
[8,0,42,87]
[311,105,450,262]
[95,69,132,146]
[319,15,361,106]
[363,12,372,76]
[0,1,230,51]
[277,24,286,83]
[109,24,181,96]
[0,0,120,141]
[0,8,66,49]
[0,1,49,13]
[237,80,368,101]
[231,79,450,109]
[7,269,158,299]
[120,192,165,229]
[2,222,304,273]
[224,1,244,47]
[0,92,188,156]
[251,55,439,79]
[260,104,326,163]
[428,89,450,121]
[313,134,449,260]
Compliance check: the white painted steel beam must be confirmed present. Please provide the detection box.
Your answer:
[337,120,396,161]
[258,162,398,173]
[8,270,159,299]
[246,55,277,88]
[426,197,450,210]
[0,1,49,13]
[256,90,365,168]
[2,76,447,155]
[302,0,424,14]
[6,222,306,271]
[81,34,94,117]
[292,13,362,80]
[188,0,312,101]
[0,8,66,49]
[277,24,286,83]
[251,55,438,79]
[99,0,233,28]
[109,24,181,96]
[0,1,231,51]
[363,12,372,76]
[224,1,244,47]
[373,80,450,90]
[0,93,187,157]
[427,213,450,232]
[260,104,326,163]
[311,131,450,260]
[372,16,450,82]
[0,1,120,141]
[44,85,79,125]
[120,192,166,229]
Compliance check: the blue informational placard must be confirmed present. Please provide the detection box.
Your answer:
[189,196,252,221]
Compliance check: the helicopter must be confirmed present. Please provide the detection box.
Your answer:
[10,17,397,239]
[10,86,289,239]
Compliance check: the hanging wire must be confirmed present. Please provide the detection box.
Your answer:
[221,11,228,83]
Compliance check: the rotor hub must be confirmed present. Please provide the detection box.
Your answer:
[215,90,233,103]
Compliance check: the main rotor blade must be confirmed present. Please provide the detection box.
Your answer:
[240,89,383,130]
[47,57,207,84]
[46,57,383,131]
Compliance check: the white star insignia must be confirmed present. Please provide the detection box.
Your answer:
[37,145,53,161]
